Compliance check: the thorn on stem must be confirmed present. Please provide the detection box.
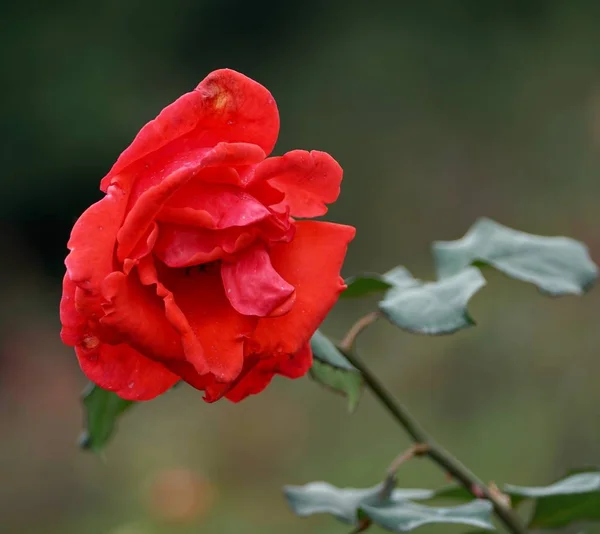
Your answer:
[489,481,512,508]
[380,443,430,500]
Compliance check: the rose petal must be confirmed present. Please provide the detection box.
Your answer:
[276,342,313,379]
[160,182,271,229]
[248,220,355,356]
[246,178,286,207]
[221,244,295,317]
[163,361,231,402]
[137,255,207,375]
[60,274,87,346]
[225,343,313,403]
[116,143,266,262]
[76,342,179,401]
[127,142,266,206]
[154,223,258,267]
[99,270,188,365]
[253,150,343,217]
[101,69,279,191]
[65,183,129,320]
[159,265,258,382]
[123,222,159,275]
[165,342,312,403]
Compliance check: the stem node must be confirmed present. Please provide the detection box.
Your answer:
[338,313,527,534]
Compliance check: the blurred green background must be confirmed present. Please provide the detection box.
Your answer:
[2,1,600,533]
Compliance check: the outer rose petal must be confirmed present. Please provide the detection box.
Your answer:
[179,326,313,406]
[101,69,280,191]
[221,244,295,317]
[253,150,343,218]
[162,360,230,402]
[137,255,207,375]
[65,183,129,321]
[159,266,258,382]
[99,271,188,364]
[276,342,313,379]
[60,274,87,346]
[249,220,355,356]
[76,342,179,401]
[64,240,181,402]
[224,343,313,403]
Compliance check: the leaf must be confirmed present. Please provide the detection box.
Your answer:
[311,330,356,371]
[79,383,134,453]
[309,359,363,412]
[283,482,435,525]
[432,485,475,502]
[360,499,495,532]
[379,267,486,335]
[284,482,494,532]
[432,218,598,296]
[342,273,394,298]
[505,471,600,528]
[383,266,422,293]
[309,331,363,412]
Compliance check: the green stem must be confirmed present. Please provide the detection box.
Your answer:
[339,320,527,534]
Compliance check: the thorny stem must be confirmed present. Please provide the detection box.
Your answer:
[339,314,528,534]
[381,443,430,499]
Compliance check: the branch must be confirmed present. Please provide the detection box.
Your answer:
[339,315,527,534]
[339,311,380,352]
[381,443,429,500]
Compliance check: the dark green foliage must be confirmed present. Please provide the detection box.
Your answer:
[342,273,394,298]
[506,470,600,528]
[80,383,134,454]
[309,331,363,411]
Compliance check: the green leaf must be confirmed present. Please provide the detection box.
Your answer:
[505,471,600,528]
[309,359,363,412]
[379,267,486,335]
[432,485,475,502]
[311,330,355,371]
[383,266,422,292]
[309,331,363,412]
[79,383,134,453]
[433,218,598,296]
[361,499,494,532]
[283,482,435,525]
[284,482,494,532]
[342,273,394,298]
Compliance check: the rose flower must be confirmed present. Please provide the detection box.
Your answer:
[60,69,355,402]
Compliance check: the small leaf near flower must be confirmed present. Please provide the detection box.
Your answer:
[379,267,486,335]
[342,273,394,299]
[80,383,134,453]
[309,331,363,412]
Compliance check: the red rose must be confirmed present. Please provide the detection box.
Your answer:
[60,69,355,402]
